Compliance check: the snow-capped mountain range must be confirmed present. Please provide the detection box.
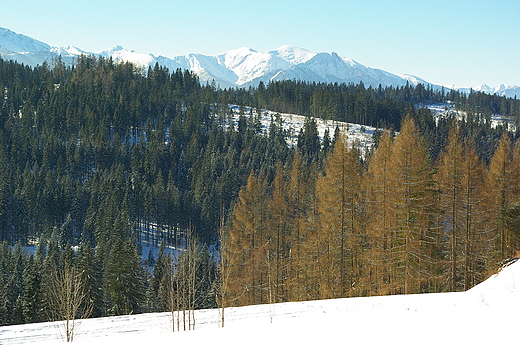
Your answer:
[1,27,518,98]
[459,84,520,99]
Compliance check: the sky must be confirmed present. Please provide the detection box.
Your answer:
[1,0,519,88]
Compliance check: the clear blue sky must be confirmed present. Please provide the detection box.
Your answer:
[1,0,519,87]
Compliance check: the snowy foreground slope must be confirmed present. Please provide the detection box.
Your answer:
[2,261,519,347]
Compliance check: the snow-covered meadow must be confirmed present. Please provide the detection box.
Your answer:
[2,260,519,347]
[228,105,377,152]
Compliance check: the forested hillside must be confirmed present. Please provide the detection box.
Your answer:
[223,120,520,307]
[0,56,519,326]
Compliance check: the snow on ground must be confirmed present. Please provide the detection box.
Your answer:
[423,102,516,131]
[2,260,519,347]
[236,102,515,158]
[229,105,377,154]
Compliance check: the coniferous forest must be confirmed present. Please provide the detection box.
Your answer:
[1,56,520,326]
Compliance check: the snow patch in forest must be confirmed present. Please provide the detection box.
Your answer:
[422,102,516,131]
[228,105,377,154]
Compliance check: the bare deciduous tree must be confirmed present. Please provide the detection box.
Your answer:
[46,262,92,342]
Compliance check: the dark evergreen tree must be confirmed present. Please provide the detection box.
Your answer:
[297,116,321,162]
[21,255,43,323]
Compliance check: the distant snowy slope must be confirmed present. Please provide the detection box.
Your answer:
[51,45,86,56]
[269,45,317,65]
[97,45,156,67]
[492,84,520,99]
[0,27,50,52]
[0,27,441,89]
[1,27,519,98]
[218,47,292,85]
[459,84,520,99]
[0,28,80,67]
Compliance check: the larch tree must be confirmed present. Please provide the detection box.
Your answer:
[437,124,492,291]
[459,139,494,289]
[225,171,268,306]
[285,151,316,301]
[316,134,365,299]
[510,139,520,201]
[266,162,290,303]
[172,231,201,331]
[505,139,520,254]
[436,124,465,291]
[486,132,515,261]
[364,130,395,295]
[156,249,176,331]
[295,160,321,301]
[388,117,438,294]
[45,256,92,342]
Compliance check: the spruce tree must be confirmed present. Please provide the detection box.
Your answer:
[21,255,43,323]
[105,211,145,316]
[77,240,104,317]
[151,243,169,312]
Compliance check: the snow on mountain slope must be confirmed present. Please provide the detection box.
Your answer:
[271,51,423,90]
[492,84,520,99]
[216,47,292,85]
[51,45,86,56]
[397,73,431,86]
[1,27,519,98]
[0,27,50,53]
[97,46,155,67]
[0,27,434,89]
[0,28,80,67]
[3,260,519,347]
[173,53,239,86]
[460,84,520,99]
[300,52,362,81]
[268,45,317,65]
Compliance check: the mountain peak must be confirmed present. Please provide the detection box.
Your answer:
[223,47,257,56]
[269,45,316,65]
[50,45,85,57]
[100,45,126,54]
[1,27,518,97]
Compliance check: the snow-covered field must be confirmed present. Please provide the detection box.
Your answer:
[2,260,519,347]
